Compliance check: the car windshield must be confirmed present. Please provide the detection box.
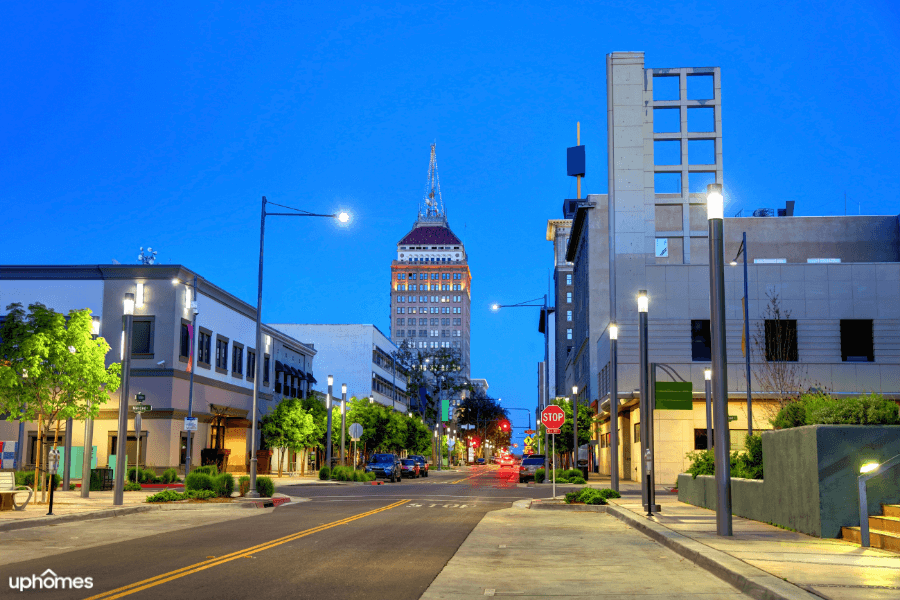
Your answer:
[401,459,415,465]
[522,458,544,465]
[371,454,394,462]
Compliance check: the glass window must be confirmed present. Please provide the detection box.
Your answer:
[566,273,572,285]
[566,292,572,303]
[566,328,573,340]
[691,320,712,361]
[179,323,190,358]
[215,338,228,370]
[840,320,874,362]
[132,320,153,355]
[566,310,572,322]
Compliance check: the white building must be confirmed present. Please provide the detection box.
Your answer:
[268,324,409,410]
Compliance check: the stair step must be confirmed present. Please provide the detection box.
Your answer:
[883,504,900,518]
[841,526,900,552]
[870,515,900,535]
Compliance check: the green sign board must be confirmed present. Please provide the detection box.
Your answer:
[133,404,152,413]
[728,415,738,422]
[441,398,449,422]
[655,382,693,410]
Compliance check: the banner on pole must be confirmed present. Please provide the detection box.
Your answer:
[655,382,693,410]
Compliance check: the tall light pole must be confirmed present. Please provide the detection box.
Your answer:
[326,375,334,468]
[730,233,753,435]
[572,385,578,470]
[174,276,200,477]
[248,196,349,498]
[81,316,101,498]
[608,323,619,491]
[340,383,347,466]
[113,292,135,506]
[491,296,553,481]
[708,182,733,536]
[704,367,713,451]
[637,289,650,513]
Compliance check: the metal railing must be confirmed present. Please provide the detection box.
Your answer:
[858,453,900,547]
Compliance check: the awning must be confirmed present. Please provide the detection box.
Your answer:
[274,360,284,373]
[296,370,307,381]
[307,373,318,384]
[288,366,299,377]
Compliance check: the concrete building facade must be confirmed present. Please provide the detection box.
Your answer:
[0,265,316,473]
[267,324,409,410]
[546,218,572,398]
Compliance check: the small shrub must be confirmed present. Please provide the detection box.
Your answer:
[185,489,217,500]
[256,476,274,498]
[214,473,234,497]
[535,469,545,484]
[238,476,250,496]
[365,471,376,481]
[184,472,215,492]
[564,490,580,504]
[734,434,764,479]
[555,477,570,484]
[772,400,807,429]
[578,488,606,505]
[192,465,218,476]
[16,471,60,491]
[162,468,179,484]
[685,449,715,479]
[125,481,143,491]
[353,470,368,482]
[564,469,582,479]
[569,477,587,485]
[319,466,331,480]
[146,490,184,503]
[598,488,621,499]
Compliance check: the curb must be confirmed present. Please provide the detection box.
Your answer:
[531,502,608,512]
[0,505,160,533]
[605,505,820,600]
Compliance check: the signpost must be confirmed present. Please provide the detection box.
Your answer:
[184,417,198,432]
[540,406,565,496]
[349,423,363,469]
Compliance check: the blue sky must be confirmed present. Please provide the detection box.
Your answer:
[2,1,898,448]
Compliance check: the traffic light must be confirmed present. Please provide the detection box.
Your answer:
[499,419,511,432]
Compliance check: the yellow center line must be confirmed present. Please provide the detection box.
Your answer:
[84,498,410,600]
[449,471,489,484]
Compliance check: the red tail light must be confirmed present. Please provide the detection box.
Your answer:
[519,466,525,471]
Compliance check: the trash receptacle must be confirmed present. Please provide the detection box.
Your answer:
[577,459,589,480]
[90,468,114,491]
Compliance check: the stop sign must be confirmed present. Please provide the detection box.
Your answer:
[541,405,565,432]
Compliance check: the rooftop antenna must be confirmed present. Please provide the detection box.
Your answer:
[419,143,446,223]
[138,247,159,265]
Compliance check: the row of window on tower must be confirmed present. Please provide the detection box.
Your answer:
[397,273,463,280]
[396,284,463,291]
[396,318,462,326]
[405,341,461,349]
[396,295,462,302]
[396,307,462,314]
[395,330,462,338]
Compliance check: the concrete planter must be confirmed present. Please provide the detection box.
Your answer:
[678,425,900,538]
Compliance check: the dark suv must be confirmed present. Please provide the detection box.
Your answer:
[518,456,546,483]
[365,453,402,482]
[408,454,429,477]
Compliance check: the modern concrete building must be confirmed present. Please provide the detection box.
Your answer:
[560,51,900,487]
[546,218,573,398]
[390,145,472,378]
[266,324,409,410]
[0,265,316,473]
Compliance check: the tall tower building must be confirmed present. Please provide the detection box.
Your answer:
[390,145,472,378]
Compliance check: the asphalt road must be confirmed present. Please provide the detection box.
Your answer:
[3,466,551,600]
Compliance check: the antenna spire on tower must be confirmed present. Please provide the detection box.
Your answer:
[419,143,446,223]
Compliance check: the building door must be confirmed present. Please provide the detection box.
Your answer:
[621,413,632,480]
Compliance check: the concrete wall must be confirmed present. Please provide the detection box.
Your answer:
[678,425,900,538]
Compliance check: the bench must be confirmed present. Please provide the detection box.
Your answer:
[0,471,33,511]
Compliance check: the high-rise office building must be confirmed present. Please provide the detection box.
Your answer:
[389,145,471,378]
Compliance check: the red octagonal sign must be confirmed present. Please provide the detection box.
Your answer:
[541,405,565,431]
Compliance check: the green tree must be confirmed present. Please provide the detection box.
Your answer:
[538,397,593,468]
[0,303,121,500]
[260,397,315,477]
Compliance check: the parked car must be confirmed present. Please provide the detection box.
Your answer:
[475,458,485,465]
[400,459,420,478]
[365,453,402,482]
[408,455,429,477]
[518,456,546,483]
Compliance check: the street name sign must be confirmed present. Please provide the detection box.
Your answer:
[728,415,738,422]
[541,406,564,435]
[524,430,536,434]
[184,417,198,431]
[132,404,152,413]
[349,423,363,441]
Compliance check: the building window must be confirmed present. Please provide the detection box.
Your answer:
[409,273,417,280]
[197,329,212,368]
[247,350,256,381]
[566,292,572,303]
[441,318,450,325]
[215,336,229,373]
[398,273,405,280]
[442,273,449,279]
[453,307,461,314]
[566,273,572,285]
[419,329,427,337]
[453,318,461,325]
[694,428,710,450]
[566,328,573,340]
[453,295,461,303]
[398,296,405,302]
[397,284,406,291]
[396,330,404,337]
[453,284,461,291]
[432,273,439,280]
[409,330,417,337]
[397,307,404,314]
[232,343,244,376]
[765,319,798,362]
[441,284,449,290]
[398,318,404,325]
[691,320,711,362]
[131,317,155,357]
[179,320,191,361]
[263,355,270,385]
[841,320,874,362]
[566,310,572,322]
[452,330,461,337]
[430,318,438,326]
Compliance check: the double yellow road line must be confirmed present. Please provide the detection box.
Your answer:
[85,498,410,600]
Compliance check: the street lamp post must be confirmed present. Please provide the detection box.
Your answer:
[708,183,733,536]
[326,376,334,468]
[704,368,713,451]
[340,384,347,467]
[572,385,578,470]
[81,317,101,498]
[609,323,619,491]
[248,196,349,498]
[174,276,200,478]
[730,233,753,435]
[491,296,553,481]
[637,290,650,513]
[113,292,135,506]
